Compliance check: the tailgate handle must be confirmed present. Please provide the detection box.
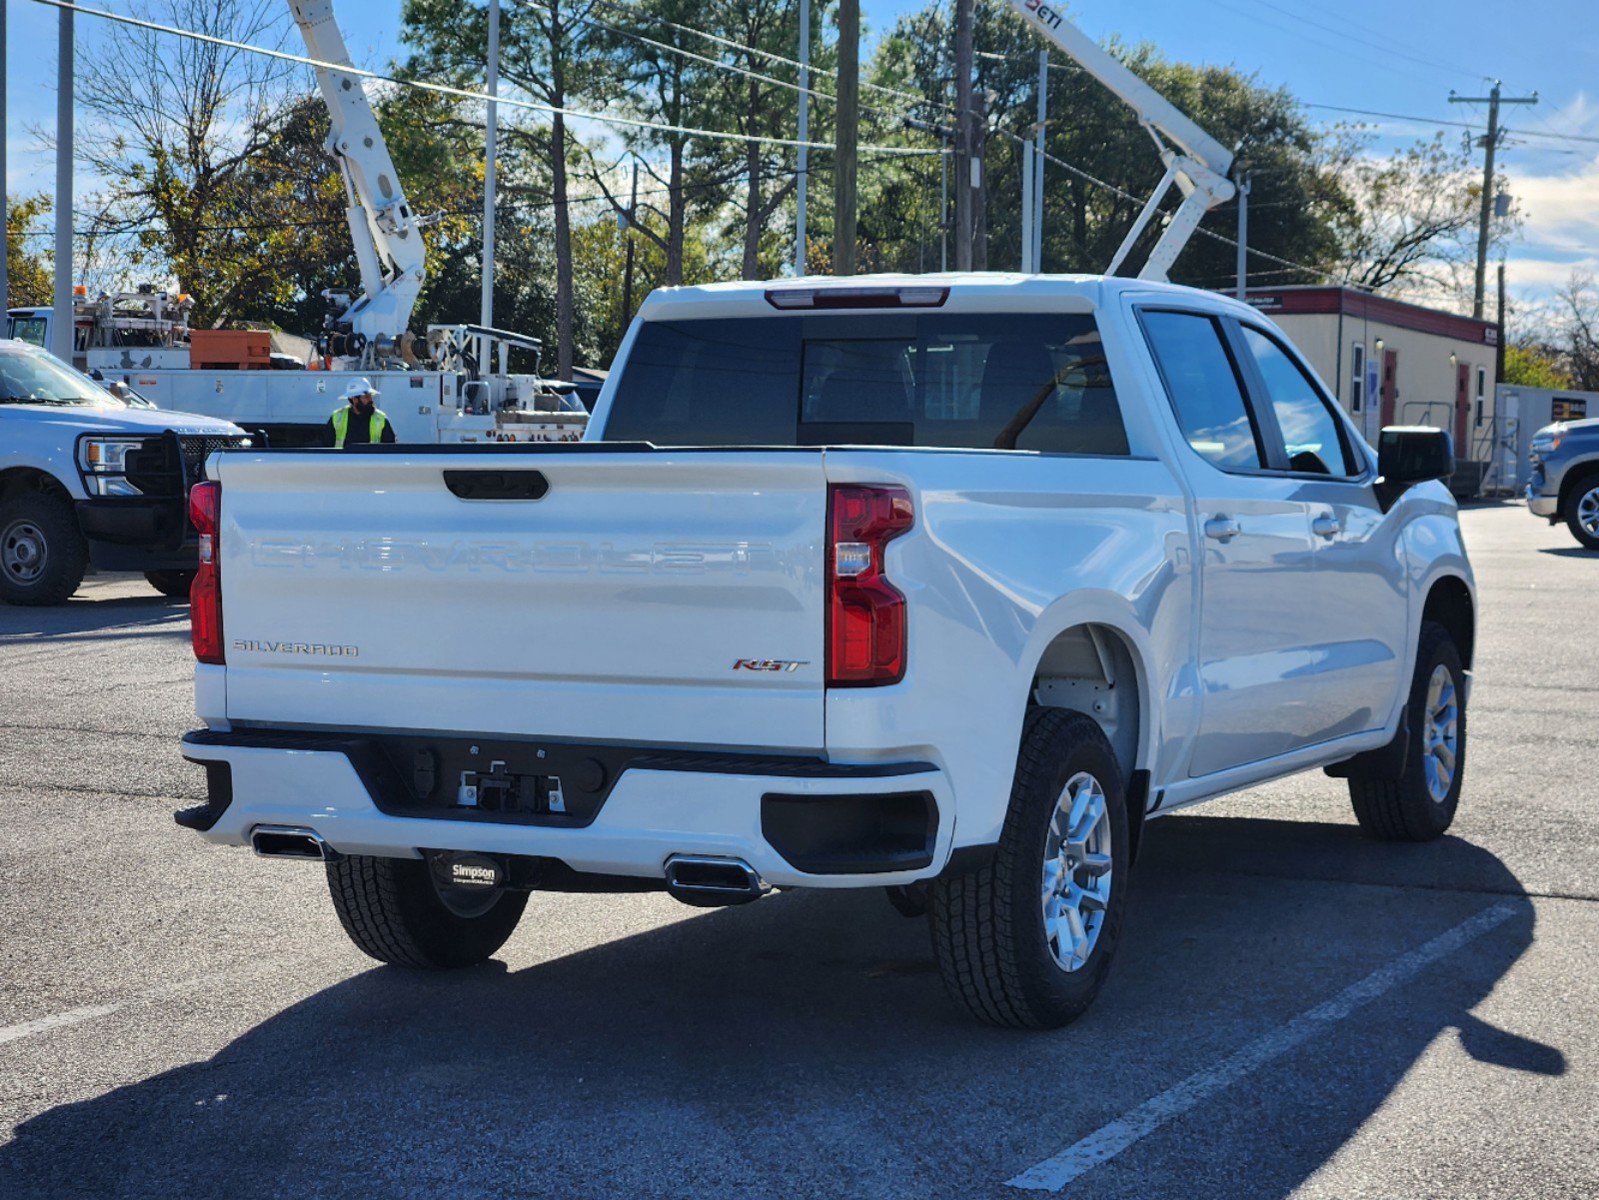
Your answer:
[443,470,549,501]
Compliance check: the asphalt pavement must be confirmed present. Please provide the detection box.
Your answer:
[0,500,1594,1199]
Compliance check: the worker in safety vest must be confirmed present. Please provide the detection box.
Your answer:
[323,378,396,448]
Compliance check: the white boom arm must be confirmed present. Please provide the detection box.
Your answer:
[289,0,426,345]
[1007,0,1235,280]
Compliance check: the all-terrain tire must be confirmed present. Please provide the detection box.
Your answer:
[0,488,89,606]
[1562,469,1599,550]
[144,569,196,598]
[326,854,528,968]
[1348,620,1466,842]
[929,708,1130,1029]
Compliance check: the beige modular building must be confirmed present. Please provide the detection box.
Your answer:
[1243,287,1502,492]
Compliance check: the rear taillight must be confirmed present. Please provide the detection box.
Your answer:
[188,480,224,664]
[827,484,913,687]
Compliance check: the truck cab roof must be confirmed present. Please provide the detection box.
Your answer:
[634,272,1259,323]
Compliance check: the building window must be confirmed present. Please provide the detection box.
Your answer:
[1475,365,1487,426]
[1350,342,1365,413]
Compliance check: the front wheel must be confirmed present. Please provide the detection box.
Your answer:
[1563,471,1599,549]
[1347,620,1466,841]
[326,854,528,968]
[929,708,1130,1029]
[0,489,88,606]
[144,569,196,598]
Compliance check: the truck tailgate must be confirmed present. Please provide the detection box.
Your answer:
[214,450,827,751]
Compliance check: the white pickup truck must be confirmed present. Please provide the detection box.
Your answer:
[1,338,251,605]
[177,274,1475,1028]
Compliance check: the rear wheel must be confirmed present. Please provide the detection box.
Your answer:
[1563,470,1599,549]
[144,569,196,598]
[929,708,1130,1029]
[0,489,88,606]
[1347,620,1466,841]
[326,854,528,968]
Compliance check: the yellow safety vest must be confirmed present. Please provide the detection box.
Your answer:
[330,405,388,449]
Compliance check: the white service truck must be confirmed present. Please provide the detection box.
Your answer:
[176,274,1476,1028]
[0,338,251,605]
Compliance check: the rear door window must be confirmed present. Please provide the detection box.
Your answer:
[604,313,1128,455]
[1139,310,1265,471]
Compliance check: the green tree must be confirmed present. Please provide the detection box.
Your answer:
[402,0,609,380]
[1503,343,1574,390]
[866,0,1350,286]
[5,196,55,309]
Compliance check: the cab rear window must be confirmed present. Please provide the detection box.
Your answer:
[603,313,1128,456]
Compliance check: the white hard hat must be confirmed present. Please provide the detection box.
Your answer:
[341,377,379,402]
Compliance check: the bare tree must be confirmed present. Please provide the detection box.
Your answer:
[1333,132,1517,302]
[1558,271,1599,391]
[72,0,295,325]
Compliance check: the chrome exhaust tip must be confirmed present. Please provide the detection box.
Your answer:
[251,824,334,861]
[663,855,767,907]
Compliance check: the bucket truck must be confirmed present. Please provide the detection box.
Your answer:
[6,0,587,446]
[1006,0,1236,279]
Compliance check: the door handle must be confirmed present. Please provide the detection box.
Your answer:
[1203,515,1241,543]
[1312,513,1342,539]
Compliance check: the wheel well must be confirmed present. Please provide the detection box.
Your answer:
[1030,624,1143,785]
[1422,576,1475,669]
[1557,459,1599,513]
[0,466,71,505]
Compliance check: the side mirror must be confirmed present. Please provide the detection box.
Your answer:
[1377,426,1454,506]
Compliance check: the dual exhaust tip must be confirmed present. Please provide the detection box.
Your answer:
[251,825,334,861]
[251,828,766,908]
[664,855,767,907]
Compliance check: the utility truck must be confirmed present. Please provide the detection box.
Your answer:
[6,0,585,446]
[176,272,1475,1027]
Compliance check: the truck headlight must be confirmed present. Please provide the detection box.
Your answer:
[79,437,146,474]
[78,437,149,496]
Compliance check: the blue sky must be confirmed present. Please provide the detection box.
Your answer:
[5,0,1597,306]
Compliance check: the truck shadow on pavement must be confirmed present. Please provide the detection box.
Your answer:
[1,816,1560,1200]
[0,594,187,640]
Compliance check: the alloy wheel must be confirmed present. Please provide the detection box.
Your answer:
[1041,771,1113,972]
[1421,663,1460,803]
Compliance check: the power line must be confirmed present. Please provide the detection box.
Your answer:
[518,0,934,137]
[25,0,935,157]
[590,0,956,115]
[1302,101,1599,145]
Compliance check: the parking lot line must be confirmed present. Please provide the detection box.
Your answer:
[0,956,308,1051]
[1006,899,1522,1192]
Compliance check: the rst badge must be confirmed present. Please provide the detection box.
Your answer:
[732,658,809,674]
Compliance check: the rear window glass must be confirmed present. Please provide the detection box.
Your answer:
[603,313,1128,455]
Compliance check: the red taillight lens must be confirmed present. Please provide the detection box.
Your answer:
[188,480,224,664]
[827,484,913,687]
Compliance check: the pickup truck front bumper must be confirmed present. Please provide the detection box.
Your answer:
[179,728,956,890]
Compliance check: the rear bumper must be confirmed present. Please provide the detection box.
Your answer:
[179,728,954,889]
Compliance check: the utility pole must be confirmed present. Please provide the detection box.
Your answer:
[940,136,949,271]
[1021,140,1034,273]
[621,159,638,323]
[1032,49,1047,272]
[1450,81,1536,320]
[480,0,500,336]
[794,0,811,275]
[1495,259,1507,381]
[52,7,74,363]
[953,0,974,271]
[1234,171,1250,300]
[1,0,9,313]
[832,0,859,275]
